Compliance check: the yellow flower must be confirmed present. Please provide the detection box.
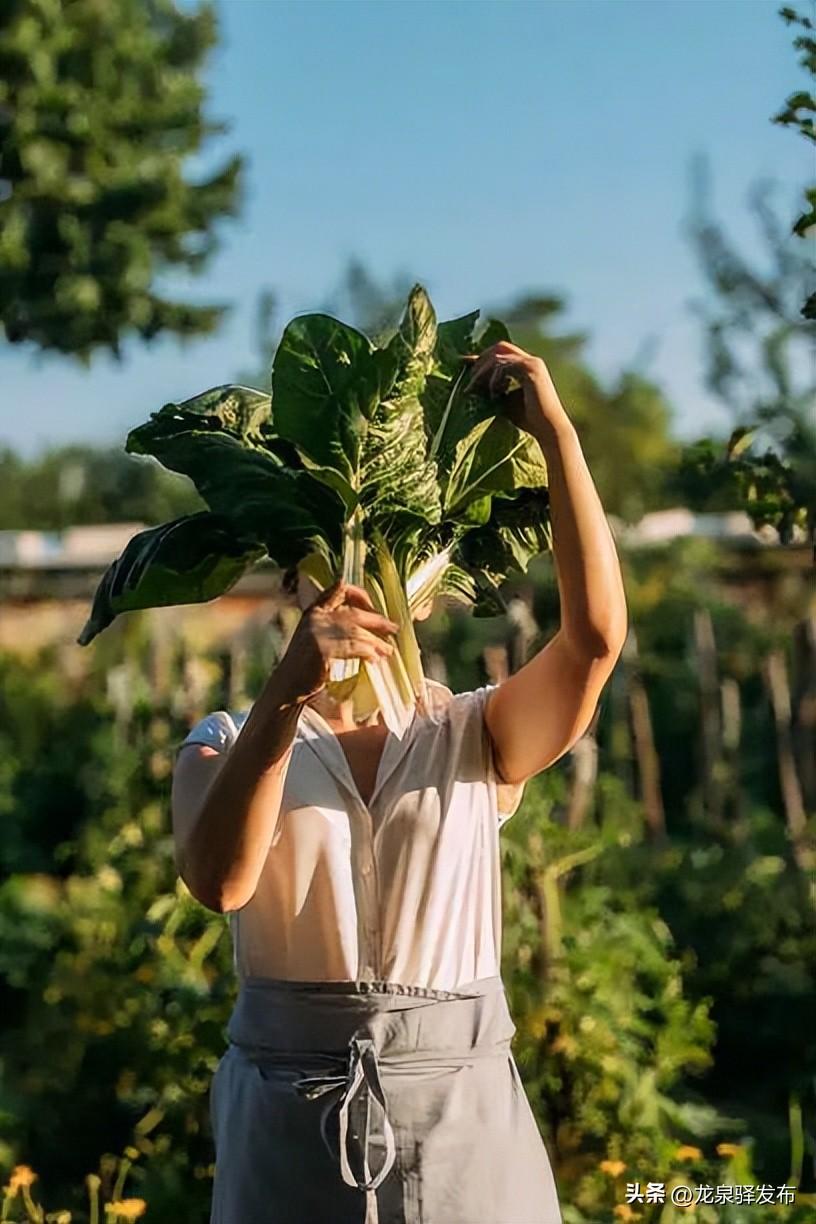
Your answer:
[600,1159,627,1177]
[8,1165,37,1191]
[675,1144,703,1160]
[614,1207,639,1221]
[716,1142,742,1157]
[108,1200,147,1220]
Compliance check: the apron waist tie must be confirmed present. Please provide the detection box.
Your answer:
[294,1035,396,1195]
[241,1035,513,1224]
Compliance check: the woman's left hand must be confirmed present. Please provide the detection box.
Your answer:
[462,341,566,437]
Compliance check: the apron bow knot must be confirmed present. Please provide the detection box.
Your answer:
[293,1033,397,1197]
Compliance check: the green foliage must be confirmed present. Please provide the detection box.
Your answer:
[654,811,816,1184]
[77,286,552,731]
[0,647,233,1222]
[2,526,816,1217]
[0,444,206,532]
[75,514,266,646]
[0,0,243,357]
[774,5,816,317]
[673,6,816,542]
[502,775,722,1197]
[240,269,680,526]
[0,259,680,533]
[678,170,815,542]
[675,431,810,544]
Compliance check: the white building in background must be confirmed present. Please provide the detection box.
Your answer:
[0,523,148,567]
[0,509,784,572]
[609,508,776,547]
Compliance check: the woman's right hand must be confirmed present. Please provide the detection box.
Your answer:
[275,580,399,705]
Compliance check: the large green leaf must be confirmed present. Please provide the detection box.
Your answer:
[363,286,442,530]
[134,382,307,471]
[436,309,480,368]
[384,284,438,399]
[271,313,400,491]
[422,316,512,468]
[460,487,551,584]
[151,384,272,443]
[127,416,344,566]
[76,513,265,646]
[444,416,548,517]
[81,284,553,681]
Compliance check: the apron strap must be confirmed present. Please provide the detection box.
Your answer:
[293,1034,397,1196]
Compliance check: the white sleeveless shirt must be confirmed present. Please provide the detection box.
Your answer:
[176,681,523,992]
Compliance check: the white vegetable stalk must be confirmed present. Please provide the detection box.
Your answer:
[406,548,453,614]
[362,569,416,738]
[295,531,435,739]
[374,537,424,701]
[330,508,366,687]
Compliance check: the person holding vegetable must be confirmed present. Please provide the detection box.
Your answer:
[172,340,628,1224]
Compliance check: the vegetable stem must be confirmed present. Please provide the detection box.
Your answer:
[430,364,468,460]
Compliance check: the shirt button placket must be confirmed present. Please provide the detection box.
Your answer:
[356,802,380,980]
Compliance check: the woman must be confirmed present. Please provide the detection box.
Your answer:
[172,341,628,1224]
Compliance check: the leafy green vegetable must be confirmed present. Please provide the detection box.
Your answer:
[77,513,265,647]
[79,286,551,733]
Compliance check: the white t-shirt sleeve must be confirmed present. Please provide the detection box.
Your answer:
[434,684,525,825]
[176,710,239,755]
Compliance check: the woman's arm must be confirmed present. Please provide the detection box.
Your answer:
[463,342,628,786]
[172,677,304,913]
[171,582,398,912]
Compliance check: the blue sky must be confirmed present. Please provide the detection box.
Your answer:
[2,0,809,459]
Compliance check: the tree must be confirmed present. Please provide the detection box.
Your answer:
[675,166,815,543]
[0,0,243,359]
[673,5,816,544]
[774,5,816,319]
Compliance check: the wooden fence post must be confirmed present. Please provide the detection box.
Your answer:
[693,607,726,831]
[791,614,816,814]
[566,709,600,831]
[626,626,667,843]
[719,675,745,826]
[762,646,812,874]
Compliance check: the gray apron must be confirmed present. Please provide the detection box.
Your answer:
[209,974,563,1224]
